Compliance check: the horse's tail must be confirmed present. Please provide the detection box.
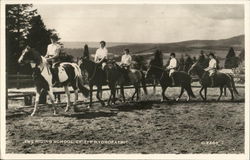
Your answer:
[140,71,148,95]
[76,76,89,97]
[75,64,89,97]
[186,75,196,98]
[228,74,239,96]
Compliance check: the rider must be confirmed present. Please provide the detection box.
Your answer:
[94,41,108,70]
[44,34,62,86]
[204,52,217,87]
[120,48,132,82]
[166,52,178,86]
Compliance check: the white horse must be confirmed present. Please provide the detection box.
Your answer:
[18,46,89,116]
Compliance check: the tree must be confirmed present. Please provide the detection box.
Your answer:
[224,47,239,69]
[26,15,52,55]
[6,4,37,74]
[239,49,245,62]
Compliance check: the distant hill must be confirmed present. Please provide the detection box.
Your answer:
[63,35,244,58]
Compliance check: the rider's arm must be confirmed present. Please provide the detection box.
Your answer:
[46,46,60,60]
[94,50,98,62]
[97,49,108,63]
[44,45,50,58]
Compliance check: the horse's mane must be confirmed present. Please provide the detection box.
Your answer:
[30,48,42,65]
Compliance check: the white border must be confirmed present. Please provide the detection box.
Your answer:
[0,0,249,160]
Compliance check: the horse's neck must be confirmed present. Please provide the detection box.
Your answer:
[196,67,205,79]
[153,69,164,80]
[84,59,96,75]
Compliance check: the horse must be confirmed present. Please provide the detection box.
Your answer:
[104,61,148,105]
[79,56,106,108]
[146,64,196,101]
[188,62,239,101]
[18,46,89,116]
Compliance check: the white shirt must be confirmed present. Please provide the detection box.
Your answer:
[209,58,217,69]
[121,54,132,65]
[94,47,108,62]
[46,43,61,56]
[167,58,177,69]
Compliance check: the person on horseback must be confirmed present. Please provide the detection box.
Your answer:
[166,52,177,86]
[120,48,132,83]
[44,34,62,86]
[94,41,108,70]
[204,52,217,87]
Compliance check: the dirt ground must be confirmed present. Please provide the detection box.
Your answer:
[6,87,245,154]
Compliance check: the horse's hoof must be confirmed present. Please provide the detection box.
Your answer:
[31,113,35,117]
[53,112,58,116]
[175,98,180,102]
[87,105,91,109]
[186,98,190,102]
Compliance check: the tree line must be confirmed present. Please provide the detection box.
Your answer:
[6,4,60,74]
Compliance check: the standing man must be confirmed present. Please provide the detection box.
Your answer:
[166,52,178,86]
[94,41,108,69]
[204,53,217,87]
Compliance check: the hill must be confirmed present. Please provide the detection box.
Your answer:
[63,34,244,58]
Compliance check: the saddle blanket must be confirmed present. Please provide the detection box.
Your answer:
[58,63,82,82]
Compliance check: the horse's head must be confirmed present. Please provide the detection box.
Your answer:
[18,46,41,65]
[188,62,202,76]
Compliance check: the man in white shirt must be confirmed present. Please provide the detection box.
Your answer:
[204,53,217,87]
[120,48,132,83]
[166,52,178,86]
[44,34,61,86]
[94,41,108,70]
[45,34,61,66]
[120,48,132,67]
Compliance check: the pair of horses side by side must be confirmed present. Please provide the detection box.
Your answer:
[79,57,148,107]
[18,47,239,116]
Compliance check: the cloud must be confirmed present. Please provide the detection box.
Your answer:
[34,4,244,42]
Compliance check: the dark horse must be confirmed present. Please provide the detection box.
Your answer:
[18,46,89,116]
[104,61,148,105]
[188,63,239,101]
[146,64,195,101]
[79,56,106,107]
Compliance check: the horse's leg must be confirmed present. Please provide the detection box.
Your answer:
[161,86,169,101]
[217,87,223,101]
[120,85,126,102]
[224,87,227,96]
[47,87,57,115]
[64,85,71,112]
[112,85,117,104]
[176,87,184,101]
[136,85,140,101]
[227,85,234,101]
[199,86,205,101]
[96,85,105,106]
[204,87,207,101]
[31,89,41,116]
[131,87,137,101]
[88,85,93,108]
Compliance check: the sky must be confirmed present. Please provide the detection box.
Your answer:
[33,4,244,43]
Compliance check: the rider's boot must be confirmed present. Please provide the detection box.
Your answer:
[171,76,175,86]
[51,68,60,87]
